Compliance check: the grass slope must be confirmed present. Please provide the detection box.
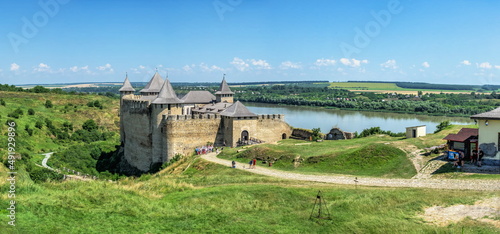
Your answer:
[1,158,498,233]
[219,136,416,178]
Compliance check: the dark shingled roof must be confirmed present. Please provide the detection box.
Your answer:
[140,72,164,94]
[470,107,500,120]
[220,101,257,117]
[152,78,183,104]
[443,128,478,142]
[192,102,232,114]
[181,91,216,104]
[119,75,135,92]
[215,77,234,95]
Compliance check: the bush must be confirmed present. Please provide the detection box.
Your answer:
[0,99,5,106]
[25,125,33,136]
[357,127,405,138]
[311,128,322,141]
[434,121,451,133]
[44,100,53,108]
[82,119,98,131]
[28,108,35,115]
[28,166,64,183]
[7,108,24,119]
[35,120,44,129]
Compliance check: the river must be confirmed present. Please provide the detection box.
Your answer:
[244,102,474,134]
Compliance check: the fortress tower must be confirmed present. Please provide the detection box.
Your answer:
[119,72,292,174]
[215,76,234,103]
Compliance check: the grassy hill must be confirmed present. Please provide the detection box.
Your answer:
[1,156,498,233]
[0,90,498,232]
[0,91,120,178]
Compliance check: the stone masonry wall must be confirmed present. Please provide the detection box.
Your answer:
[254,115,293,143]
[165,114,223,159]
[121,99,153,172]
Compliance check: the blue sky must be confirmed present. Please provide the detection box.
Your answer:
[1,0,499,85]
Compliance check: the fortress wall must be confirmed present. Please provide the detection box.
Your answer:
[254,115,293,143]
[151,104,170,165]
[164,114,223,159]
[121,99,153,172]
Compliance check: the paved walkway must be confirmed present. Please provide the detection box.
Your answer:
[41,152,54,170]
[201,153,500,191]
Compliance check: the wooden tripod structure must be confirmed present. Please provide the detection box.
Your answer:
[309,190,332,220]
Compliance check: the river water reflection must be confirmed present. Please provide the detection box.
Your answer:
[244,102,474,134]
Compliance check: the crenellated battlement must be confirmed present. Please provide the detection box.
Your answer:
[164,114,222,121]
[258,114,284,120]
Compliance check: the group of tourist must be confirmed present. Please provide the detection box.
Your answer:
[195,145,215,155]
[448,149,484,168]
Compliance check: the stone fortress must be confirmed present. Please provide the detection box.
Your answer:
[119,72,293,173]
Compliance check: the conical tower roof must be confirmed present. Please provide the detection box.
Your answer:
[152,78,183,104]
[220,101,257,117]
[119,74,135,92]
[140,71,164,94]
[215,77,234,95]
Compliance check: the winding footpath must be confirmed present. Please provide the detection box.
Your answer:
[201,152,500,191]
[41,152,55,170]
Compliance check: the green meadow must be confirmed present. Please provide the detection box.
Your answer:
[0,90,499,233]
[1,158,499,233]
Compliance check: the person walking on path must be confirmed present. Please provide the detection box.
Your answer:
[249,160,253,169]
[477,150,484,167]
[252,158,257,169]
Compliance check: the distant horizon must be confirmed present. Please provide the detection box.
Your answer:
[1,1,499,85]
[12,79,494,87]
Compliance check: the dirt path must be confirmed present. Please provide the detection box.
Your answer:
[201,152,500,191]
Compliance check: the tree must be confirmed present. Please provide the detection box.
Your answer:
[35,120,44,129]
[0,99,5,106]
[82,119,98,131]
[28,108,35,115]
[311,128,322,141]
[434,121,451,133]
[44,100,53,108]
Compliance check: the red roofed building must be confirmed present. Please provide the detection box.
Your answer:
[443,128,478,158]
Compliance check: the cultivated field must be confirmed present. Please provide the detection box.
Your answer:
[329,82,474,94]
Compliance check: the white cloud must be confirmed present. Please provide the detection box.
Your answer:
[10,63,20,71]
[199,63,224,72]
[478,62,492,69]
[339,58,368,67]
[139,65,146,69]
[230,57,250,71]
[461,60,471,66]
[380,59,398,69]
[495,65,500,69]
[249,59,271,70]
[314,58,336,66]
[422,62,430,68]
[339,58,351,66]
[97,63,114,72]
[10,63,21,71]
[33,63,51,72]
[69,65,90,73]
[280,61,302,69]
[182,65,194,72]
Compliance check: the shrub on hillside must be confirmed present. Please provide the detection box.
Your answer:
[357,127,405,138]
[44,100,53,108]
[28,166,64,183]
[7,108,24,119]
[434,121,451,133]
